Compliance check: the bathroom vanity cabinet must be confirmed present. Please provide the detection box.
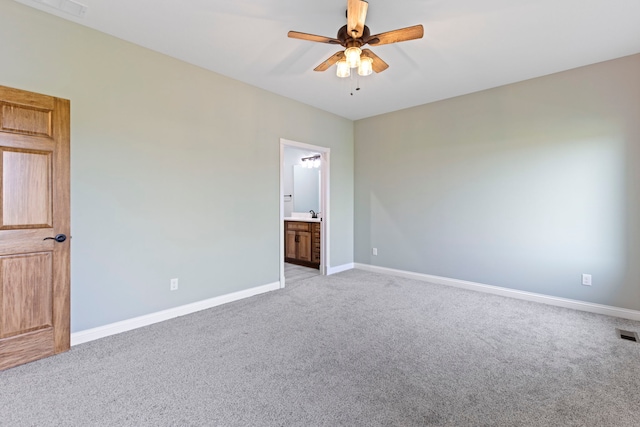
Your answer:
[285,220,321,269]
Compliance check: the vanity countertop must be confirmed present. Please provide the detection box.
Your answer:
[284,217,321,223]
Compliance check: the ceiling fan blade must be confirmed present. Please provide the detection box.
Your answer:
[347,0,369,39]
[288,31,341,44]
[361,49,389,73]
[368,24,424,46]
[314,51,345,72]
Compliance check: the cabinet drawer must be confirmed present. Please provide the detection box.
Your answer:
[286,221,310,231]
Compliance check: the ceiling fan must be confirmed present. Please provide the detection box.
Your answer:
[288,0,424,78]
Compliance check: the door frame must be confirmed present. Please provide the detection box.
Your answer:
[280,138,330,288]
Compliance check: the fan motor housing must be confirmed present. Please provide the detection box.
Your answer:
[337,25,371,47]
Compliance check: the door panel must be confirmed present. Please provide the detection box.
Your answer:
[1,104,52,137]
[2,150,52,228]
[1,253,53,338]
[298,231,311,261]
[0,85,70,370]
[286,230,297,259]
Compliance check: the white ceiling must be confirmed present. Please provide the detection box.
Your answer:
[15,0,640,120]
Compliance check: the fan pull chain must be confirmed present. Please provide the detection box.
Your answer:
[349,73,361,96]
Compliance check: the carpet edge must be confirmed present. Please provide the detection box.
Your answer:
[70,281,281,346]
[354,263,640,321]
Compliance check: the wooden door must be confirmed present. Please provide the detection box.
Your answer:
[0,86,70,371]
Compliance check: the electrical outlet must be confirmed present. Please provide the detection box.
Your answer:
[582,274,592,286]
[372,248,378,256]
[170,278,179,291]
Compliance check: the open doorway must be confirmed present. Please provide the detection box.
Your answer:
[280,139,330,288]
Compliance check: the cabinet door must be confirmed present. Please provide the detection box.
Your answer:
[285,230,297,259]
[297,231,312,262]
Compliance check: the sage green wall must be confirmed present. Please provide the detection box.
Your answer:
[1,1,354,331]
[355,54,640,310]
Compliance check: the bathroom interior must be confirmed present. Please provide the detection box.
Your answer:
[283,146,323,280]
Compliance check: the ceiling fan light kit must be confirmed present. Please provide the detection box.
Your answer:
[358,57,373,76]
[345,46,362,68]
[288,0,424,81]
[336,60,351,78]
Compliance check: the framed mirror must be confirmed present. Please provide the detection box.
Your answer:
[293,164,320,213]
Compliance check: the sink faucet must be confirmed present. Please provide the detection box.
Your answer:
[309,210,317,218]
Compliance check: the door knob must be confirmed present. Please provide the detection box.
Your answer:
[44,234,67,243]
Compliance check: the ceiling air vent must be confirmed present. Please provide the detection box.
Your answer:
[32,0,87,17]
[616,329,639,342]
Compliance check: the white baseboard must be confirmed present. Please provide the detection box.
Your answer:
[71,281,281,346]
[354,263,640,321]
[327,263,354,275]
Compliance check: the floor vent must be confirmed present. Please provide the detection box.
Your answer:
[616,329,639,342]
